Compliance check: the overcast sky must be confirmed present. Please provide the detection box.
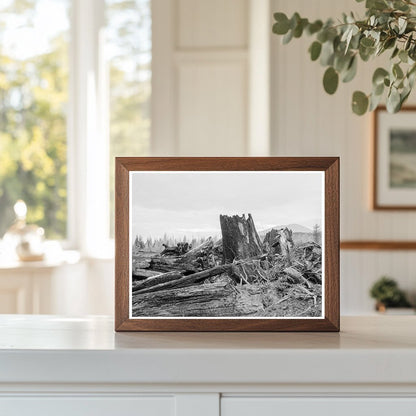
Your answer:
[131,171,324,239]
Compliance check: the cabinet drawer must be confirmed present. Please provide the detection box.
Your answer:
[221,397,416,416]
[0,396,175,416]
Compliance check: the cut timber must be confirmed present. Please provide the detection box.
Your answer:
[148,239,217,273]
[133,264,232,295]
[220,213,262,263]
[132,281,262,317]
[132,271,185,293]
[132,269,162,280]
[149,255,201,273]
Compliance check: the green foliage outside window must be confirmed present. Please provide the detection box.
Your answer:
[0,1,69,238]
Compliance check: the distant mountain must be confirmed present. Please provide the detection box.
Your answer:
[259,224,313,237]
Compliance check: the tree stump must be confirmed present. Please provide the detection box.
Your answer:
[219,214,263,263]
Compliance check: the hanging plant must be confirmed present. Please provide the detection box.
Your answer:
[272,0,416,115]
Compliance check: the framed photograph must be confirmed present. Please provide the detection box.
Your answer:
[374,106,416,209]
[115,157,339,332]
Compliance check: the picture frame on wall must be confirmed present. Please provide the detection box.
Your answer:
[115,157,339,332]
[374,106,416,210]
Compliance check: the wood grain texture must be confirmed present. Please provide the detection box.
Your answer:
[115,157,340,332]
[341,241,416,250]
[373,106,416,210]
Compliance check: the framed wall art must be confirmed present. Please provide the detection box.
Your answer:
[115,157,339,331]
[374,106,416,210]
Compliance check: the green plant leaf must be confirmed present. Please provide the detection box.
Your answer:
[366,0,388,10]
[307,20,323,35]
[293,17,309,38]
[360,37,375,48]
[372,67,389,86]
[320,40,335,66]
[334,52,351,72]
[405,34,413,50]
[342,56,357,82]
[309,41,322,61]
[369,92,383,111]
[352,91,369,115]
[399,49,408,63]
[273,13,290,34]
[391,47,399,59]
[383,37,396,50]
[323,67,339,94]
[393,63,404,79]
[282,29,293,44]
[387,87,401,112]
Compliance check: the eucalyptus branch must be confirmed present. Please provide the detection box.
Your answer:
[272,0,416,115]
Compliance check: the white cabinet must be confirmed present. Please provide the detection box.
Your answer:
[1,397,175,416]
[1,316,416,416]
[222,398,416,416]
[0,258,83,314]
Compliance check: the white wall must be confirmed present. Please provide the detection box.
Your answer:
[271,0,416,313]
[64,0,416,316]
[152,0,267,156]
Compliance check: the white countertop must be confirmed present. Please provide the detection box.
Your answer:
[0,315,415,386]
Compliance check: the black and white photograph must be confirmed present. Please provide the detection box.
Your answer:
[129,171,324,319]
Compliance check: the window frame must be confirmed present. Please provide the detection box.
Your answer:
[67,0,111,257]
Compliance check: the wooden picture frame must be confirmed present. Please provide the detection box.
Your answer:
[373,106,416,210]
[115,157,339,332]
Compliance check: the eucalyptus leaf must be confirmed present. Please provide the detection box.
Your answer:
[320,41,335,66]
[383,37,396,50]
[307,20,323,35]
[282,29,294,44]
[399,49,408,63]
[273,13,290,34]
[393,63,404,79]
[398,17,407,34]
[369,92,383,111]
[342,56,357,82]
[405,34,413,50]
[309,41,322,61]
[352,91,369,115]
[373,82,385,96]
[366,0,388,10]
[334,52,351,72]
[387,87,401,112]
[391,47,399,59]
[372,68,389,85]
[323,67,339,94]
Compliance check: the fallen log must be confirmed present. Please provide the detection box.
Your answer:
[132,269,162,280]
[132,281,262,317]
[133,264,232,295]
[149,255,201,273]
[132,271,185,293]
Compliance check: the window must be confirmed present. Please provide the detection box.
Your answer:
[0,0,151,251]
[0,0,70,239]
[106,0,151,237]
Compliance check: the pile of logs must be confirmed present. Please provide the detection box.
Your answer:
[132,214,322,317]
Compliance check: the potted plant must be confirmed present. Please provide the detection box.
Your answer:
[272,0,416,115]
[369,276,413,313]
